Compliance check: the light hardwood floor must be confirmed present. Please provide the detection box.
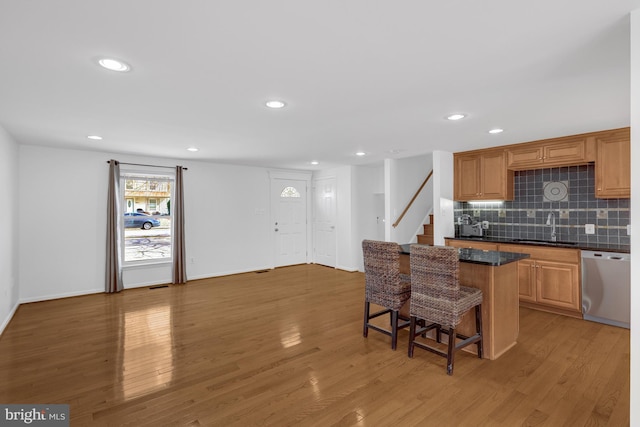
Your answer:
[0,264,629,426]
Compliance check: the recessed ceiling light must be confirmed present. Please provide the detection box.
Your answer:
[355,151,366,156]
[446,114,466,121]
[87,135,103,140]
[97,58,131,72]
[310,161,319,165]
[265,100,286,109]
[187,147,199,152]
[488,128,504,134]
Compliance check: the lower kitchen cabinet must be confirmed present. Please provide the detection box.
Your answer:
[517,259,536,302]
[500,244,582,318]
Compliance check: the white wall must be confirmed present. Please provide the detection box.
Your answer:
[0,126,20,335]
[314,165,357,271]
[18,144,276,302]
[630,6,639,425]
[353,155,437,271]
[388,154,434,244]
[432,151,455,245]
[353,163,385,271]
[188,163,272,278]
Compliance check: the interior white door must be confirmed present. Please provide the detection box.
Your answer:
[272,179,307,267]
[313,177,336,267]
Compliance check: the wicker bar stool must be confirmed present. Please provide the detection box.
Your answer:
[362,240,411,350]
[408,245,483,375]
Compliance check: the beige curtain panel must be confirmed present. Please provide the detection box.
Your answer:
[172,165,187,284]
[105,159,123,293]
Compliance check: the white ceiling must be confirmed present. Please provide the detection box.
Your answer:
[0,1,633,170]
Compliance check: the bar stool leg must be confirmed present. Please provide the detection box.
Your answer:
[446,328,455,375]
[475,304,483,359]
[363,301,370,337]
[391,310,398,350]
[408,316,417,358]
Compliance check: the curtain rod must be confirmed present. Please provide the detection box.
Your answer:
[106,161,187,170]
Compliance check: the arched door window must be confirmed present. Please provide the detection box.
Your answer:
[280,186,301,198]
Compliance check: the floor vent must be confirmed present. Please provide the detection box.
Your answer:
[255,270,270,274]
[149,285,169,290]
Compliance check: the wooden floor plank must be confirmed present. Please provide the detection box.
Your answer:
[0,264,629,426]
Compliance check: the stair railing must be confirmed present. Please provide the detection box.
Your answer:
[392,170,433,228]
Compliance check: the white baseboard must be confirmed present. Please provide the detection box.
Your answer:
[0,300,20,337]
[187,266,273,281]
[20,288,103,304]
[125,280,172,289]
[335,265,359,272]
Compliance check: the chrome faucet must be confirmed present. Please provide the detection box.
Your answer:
[546,212,557,242]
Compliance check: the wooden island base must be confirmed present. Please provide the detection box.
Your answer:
[400,253,520,360]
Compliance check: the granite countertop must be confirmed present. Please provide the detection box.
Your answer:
[399,244,530,266]
[446,236,630,254]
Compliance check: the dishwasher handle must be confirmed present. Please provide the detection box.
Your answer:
[582,250,630,262]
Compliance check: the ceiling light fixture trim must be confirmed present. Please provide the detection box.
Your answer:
[265,100,286,109]
[446,113,466,121]
[97,57,131,72]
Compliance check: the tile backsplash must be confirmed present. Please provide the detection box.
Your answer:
[454,164,630,247]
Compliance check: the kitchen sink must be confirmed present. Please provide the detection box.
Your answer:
[511,239,578,246]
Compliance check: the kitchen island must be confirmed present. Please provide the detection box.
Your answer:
[399,244,529,360]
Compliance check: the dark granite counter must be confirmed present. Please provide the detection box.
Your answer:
[447,236,630,254]
[399,244,529,266]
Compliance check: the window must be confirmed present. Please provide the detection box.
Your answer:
[280,186,301,198]
[121,172,173,263]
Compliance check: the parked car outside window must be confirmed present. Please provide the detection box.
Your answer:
[124,212,161,230]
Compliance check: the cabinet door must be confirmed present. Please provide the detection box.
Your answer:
[542,139,588,166]
[507,137,591,170]
[517,259,537,302]
[535,261,580,312]
[454,155,481,200]
[595,131,630,199]
[481,151,511,199]
[507,145,544,169]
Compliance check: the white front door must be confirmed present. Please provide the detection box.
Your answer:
[125,198,135,213]
[313,177,336,267]
[272,179,308,267]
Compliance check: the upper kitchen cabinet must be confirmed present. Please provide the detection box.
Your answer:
[454,149,514,201]
[595,127,630,199]
[506,135,595,170]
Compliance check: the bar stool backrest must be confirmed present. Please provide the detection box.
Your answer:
[362,240,405,310]
[410,245,461,328]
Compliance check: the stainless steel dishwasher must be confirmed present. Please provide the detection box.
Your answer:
[581,250,631,329]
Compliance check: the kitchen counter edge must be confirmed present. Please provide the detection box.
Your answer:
[400,243,530,266]
[446,236,630,254]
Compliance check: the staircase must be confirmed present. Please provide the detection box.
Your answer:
[416,214,434,245]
